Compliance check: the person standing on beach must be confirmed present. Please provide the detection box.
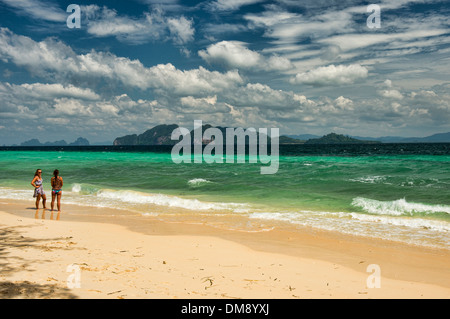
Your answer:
[51,169,63,212]
[31,169,46,209]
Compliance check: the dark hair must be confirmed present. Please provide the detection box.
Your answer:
[53,169,59,179]
[34,169,42,176]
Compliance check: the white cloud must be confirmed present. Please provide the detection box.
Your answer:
[379,89,404,100]
[199,41,260,68]
[208,0,265,11]
[181,95,217,107]
[167,16,195,44]
[179,95,232,114]
[202,23,248,37]
[245,6,353,45]
[82,5,195,45]
[53,98,93,116]
[226,82,316,111]
[199,41,293,71]
[319,29,449,52]
[0,28,79,75]
[15,83,100,101]
[334,96,354,110]
[1,0,66,22]
[146,64,244,95]
[0,28,243,95]
[290,64,369,86]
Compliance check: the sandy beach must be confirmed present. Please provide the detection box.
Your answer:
[0,199,449,299]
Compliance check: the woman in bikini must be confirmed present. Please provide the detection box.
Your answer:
[31,169,46,209]
[51,169,63,212]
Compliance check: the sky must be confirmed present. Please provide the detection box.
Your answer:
[0,0,449,145]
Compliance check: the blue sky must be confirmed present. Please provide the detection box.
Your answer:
[0,0,449,144]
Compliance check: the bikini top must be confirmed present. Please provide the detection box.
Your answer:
[52,176,62,189]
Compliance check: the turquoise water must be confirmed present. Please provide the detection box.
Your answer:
[0,146,449,249]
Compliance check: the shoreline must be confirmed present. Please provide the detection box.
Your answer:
[1,199,449,299]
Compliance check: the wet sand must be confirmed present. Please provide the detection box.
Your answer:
[0,199,449,299]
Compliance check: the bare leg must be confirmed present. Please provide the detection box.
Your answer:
[35,194,41,209]
[57,192,62,212]
[42,194,47,209]
[51,192,56,211]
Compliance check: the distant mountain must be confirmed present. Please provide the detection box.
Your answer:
[397,132,450,143]
[305,133,381,144]
[279,136,305,144]
[20,139,43,146]
[286,134,320,141]
[114,124,180,146]
[353,132,450,143]
[20,137,90,146]
[423,132,450,142]
[69,137,90,146]
[44,140,67,146]
[114,124,301,145]
[113,126,450,146]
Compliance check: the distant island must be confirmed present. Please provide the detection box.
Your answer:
[114,124,179,146]
[11,127,450,147]
[113,125,381,145]
[20,137,90,147]
[305,133,381,144]
[352,132,450,143]
[287,132,450,143]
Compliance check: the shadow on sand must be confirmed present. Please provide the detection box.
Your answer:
[0,224,78,299]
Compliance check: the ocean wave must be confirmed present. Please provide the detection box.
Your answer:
[187,178,212,187]
[248,210,450,232]
[349,175,387,184]
[351,197,450,216]
[71,183,100,195]
[248,210,450,249]
[96,189,248,212]
[0,187,33,200]
[0,186,249,213]
[345,212,450,232]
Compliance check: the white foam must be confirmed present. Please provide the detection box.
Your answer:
[187,178,212,187]
[0,187,33,200]
[352,197,450,216]
[249,210,450,249]
[346,212,450,232]
[96,189,248,212]
[349,175,386,184]
[72,183,82,193]
[0,186,248,213]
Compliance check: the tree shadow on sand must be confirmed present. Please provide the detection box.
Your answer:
[0,224,78,299]
[0,281,77,299]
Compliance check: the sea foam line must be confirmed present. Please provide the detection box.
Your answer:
[96,189,248,212]
[0,186,249,213]
[248,210,450,249]
[352,197,450,216]
[187,178,212,187]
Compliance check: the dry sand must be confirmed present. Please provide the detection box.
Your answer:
[0,200,449,299]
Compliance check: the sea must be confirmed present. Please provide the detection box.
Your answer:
[0,143,449,250]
